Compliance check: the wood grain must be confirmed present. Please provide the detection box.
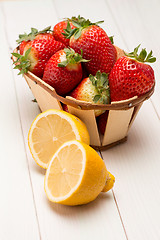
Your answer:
[0,4,40,240]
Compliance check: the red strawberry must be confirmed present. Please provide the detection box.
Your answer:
[23,36,65,77]
[81,64,89,79]
[53,20,76,46]
[62,104,69,112]
[109,45,156,101]
[70,71,110,117]
[42,48,88,95]
[97,111,109,135]
[13,29,65,77]
[19,40,28,55]
[17,26,53,55]
[65,16,116,75]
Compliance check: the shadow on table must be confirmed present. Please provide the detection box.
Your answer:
[32,161,46,175]
[47,192,112,216]
[102,124,149,166]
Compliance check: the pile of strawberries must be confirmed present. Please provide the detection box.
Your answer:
[12,16,156,135]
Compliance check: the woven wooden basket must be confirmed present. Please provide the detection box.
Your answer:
[12,47,155,150]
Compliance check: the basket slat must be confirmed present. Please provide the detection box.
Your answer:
[127,102,143,132]
[102,98,137,146]
[67,104,101,146]
[24,75,62,112]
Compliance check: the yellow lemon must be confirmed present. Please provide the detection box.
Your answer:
[101,172,115,192]
[44,140,115,206]
[28,109,90,169]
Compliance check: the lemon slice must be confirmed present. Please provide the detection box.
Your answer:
[28,109,90,169]
[44,140,115,206]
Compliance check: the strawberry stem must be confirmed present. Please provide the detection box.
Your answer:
[11,48,31,75]
[58,47,89,67]
[109,36,114,44]
[125,44,156,63]
[16,26,52,44]
[63,15,104,39]
[89,71,110,104]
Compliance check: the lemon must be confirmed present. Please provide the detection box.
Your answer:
[28,109,90,169]
[102,172,115,192]
[44,140,115,206]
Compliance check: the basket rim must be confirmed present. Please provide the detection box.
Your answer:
[12,47,155,111]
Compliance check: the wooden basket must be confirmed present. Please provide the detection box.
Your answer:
[12,48,155,150]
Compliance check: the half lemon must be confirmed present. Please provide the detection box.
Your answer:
[28,109,90,169]
[44,140,115,206]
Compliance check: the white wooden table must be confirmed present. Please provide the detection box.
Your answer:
[0,0,160,239]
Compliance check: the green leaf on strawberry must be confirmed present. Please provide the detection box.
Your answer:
[93,95,101,103]
[11,48,31,75]
[63,15,104,39]
[58,47,89,67]
[125,44,156,63]
[62,21,77,39]
[109,36,114,44]
[89,71,110,104]
[70,15,104,28]
[16,26,52,44]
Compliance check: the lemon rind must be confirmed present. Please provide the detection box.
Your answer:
[44,140,86,202]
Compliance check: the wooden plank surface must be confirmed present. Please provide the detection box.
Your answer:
[1,0,160,239]
[102,1,160,239]
[0,3,40,240]
[102,100,160,240]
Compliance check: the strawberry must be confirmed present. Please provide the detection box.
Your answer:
[97,111,109,135]
[42,48,88,95]
[23,36,65,77]
[13,27,65,77]
[17,26,53,55]
[53,20,76,46]
[19,40,28,55]
[109,45,156,101]
[81,64,89,79]
[70,71,110,117]
[65,16,116,75]
[62,104,69,112]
